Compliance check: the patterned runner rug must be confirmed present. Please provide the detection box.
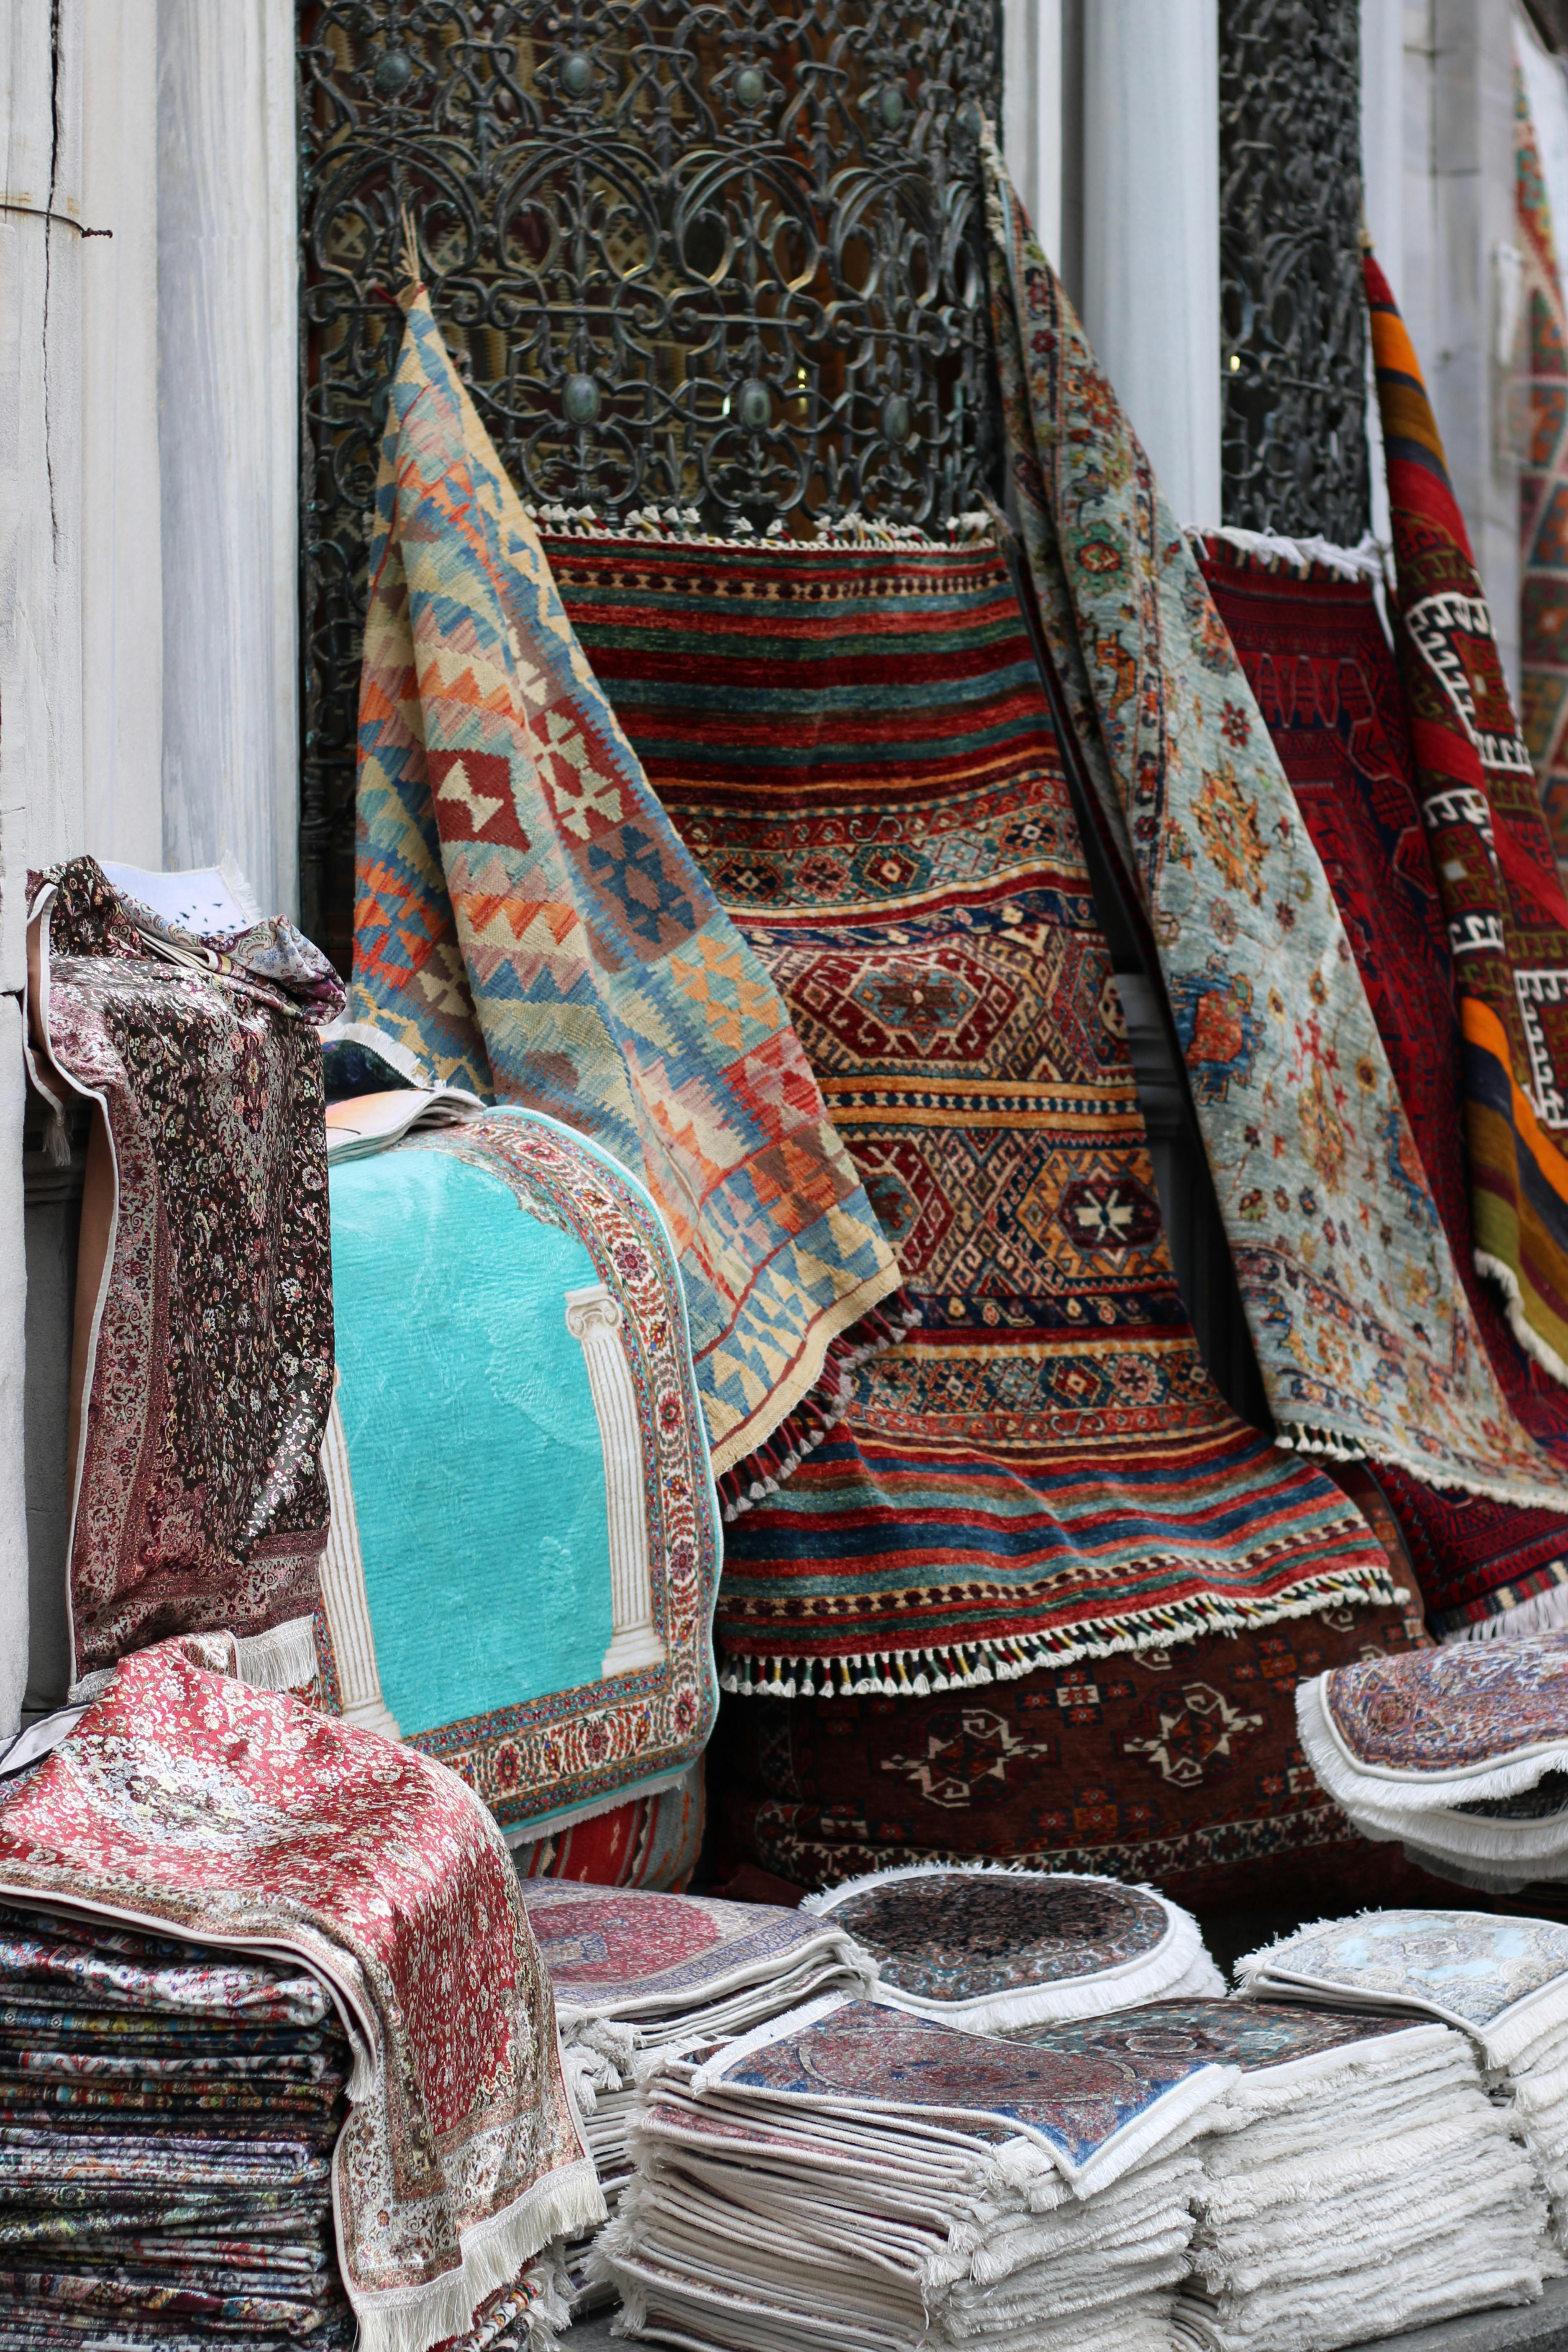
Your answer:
[985,136,1567,1519]
[549,528,1398,1696]
[1199,541,1568,1636]
[1519,66,1568,876]
[344,274,902,1505]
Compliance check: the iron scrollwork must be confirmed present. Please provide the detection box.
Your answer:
[1218,0,1369,543]
[297,0,1002,963]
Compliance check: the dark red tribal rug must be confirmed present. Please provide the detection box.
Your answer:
[1200,541,1568,1635]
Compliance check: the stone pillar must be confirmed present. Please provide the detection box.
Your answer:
[157,0,299,916]
[1079,0,1222,529]
[1002,0,1064,266]
[564,1284,666,1680]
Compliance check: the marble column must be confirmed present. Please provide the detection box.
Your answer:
[1078,0,1222,530]
[565,1284,667,1680]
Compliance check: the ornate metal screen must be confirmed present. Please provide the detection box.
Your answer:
[297,0,1002,963]
[1218,0,1369,543]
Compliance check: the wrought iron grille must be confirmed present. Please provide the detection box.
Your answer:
[1218,0,1369,543]
[297,0,1002,963]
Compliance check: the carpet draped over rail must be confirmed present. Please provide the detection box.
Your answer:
[984,135,1568,1524]
[343,279,903,1501]
[1368,250,1568,1394]
[1518,65,1568,878]
[1199,543,1568,1636]
[550,529,1402,1696]
[26,858,339,1686]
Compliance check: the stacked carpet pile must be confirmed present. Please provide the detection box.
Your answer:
[1238,1908,1568,2250]
[519,1884,874,2302]
[0,1903,356,2352]
[1009,1999,1555,2350]
[802,1865,1222,2031]
[592,1990,1240,2351]
[1296,1632,1568,1891]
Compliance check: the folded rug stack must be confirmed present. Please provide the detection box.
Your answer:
[0,1903,356,2352]
[1238,1908,1568,2251]
[592,1990,1240,2350]
[1007,1997,1554,2349]
[1295,1632,1568,1891]
[804,1865,1222,2031]
[0,1639,600,2352]
[520,1884,874,2300]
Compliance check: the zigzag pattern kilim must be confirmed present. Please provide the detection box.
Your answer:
[551,531,1402,1695]
[347,284,904,1486]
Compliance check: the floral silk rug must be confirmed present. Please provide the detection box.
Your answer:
[0,1639,600,2352]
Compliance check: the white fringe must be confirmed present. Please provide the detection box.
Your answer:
[1476,1248,1568,1391]
[1196,523,1391,585]
[1296,1671,1568,1814]
[800,1863,1221,2032]
[720,1564,1402,1698]
[1443,1577,1568,1644]
[352,2160,605,2352]
[525,503,1000,551]
[234,1614,319,1693]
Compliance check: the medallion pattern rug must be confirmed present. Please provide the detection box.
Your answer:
[1369,250,1568,1393]
[1199,541,1568,1633]
[712,1600,1442,1910]
[0,1639,600,2352]
[985,136,1567,1515]
[345,276,902,1497]
[551,528,1398,1696]
[802,1864,1220,2029]
[28,858,339,1682]
[1519,67,1568,874]
[318,1106,720,1844]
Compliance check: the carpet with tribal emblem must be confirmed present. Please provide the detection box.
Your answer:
[986,137,1567,1523]
[1519,65,1568,875]
[710,1595,1442,1911]
[344,276,902,1507]
[1369,251,1568,1393]
[548,527,1400,1698]
[1199,540,1568,1636]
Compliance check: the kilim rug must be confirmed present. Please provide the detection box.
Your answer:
[316,1107,720,1846]
[802,1865,1221,2030]
[346,274,902,1502]
[26,857,339,1684]
[1199,542,1568,1635]
[0,1637,602,2352]
[548,526,1401,1697]
[510,1767,704,1892]
[710,1599,1445,1911]
[1368,251,1568,1391]
[1519,67,1568,875]
[984,136,1568,1515]
[1296,1631,1568,1889]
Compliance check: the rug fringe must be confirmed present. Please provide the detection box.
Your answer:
[1276,1410,1568,1516]
[719,1564,1403,1697]
[1475,1247,1568,1391]
[234,1614,319,1694]
[1439,1571,1568,1642]
[531,505,1000,550]
[716,1294,921,1523]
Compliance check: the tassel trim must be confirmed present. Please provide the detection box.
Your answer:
[716,1294,921,1524]
[530,504,1000,550]
[1437,1568,1568,1644]
[719,1561,1402,1698]
[1275,1413,1568,1517]
[1475,1248,1568,1392]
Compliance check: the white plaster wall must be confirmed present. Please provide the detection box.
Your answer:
[82,0,164,870]
[1079,0,1222,530]
[158,0,299,918]
[1002,0,1063,268]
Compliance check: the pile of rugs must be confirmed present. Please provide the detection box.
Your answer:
[0,1903,358,2352]
[0,1637,603,2352]
[1008,2001,1554,2352]
[592,1993,1236,2352]
[1294,1631,1568,1890]
[802,1863,1222,2030]
[1238,1907,1568,2251]
[520,1883,875,2305]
